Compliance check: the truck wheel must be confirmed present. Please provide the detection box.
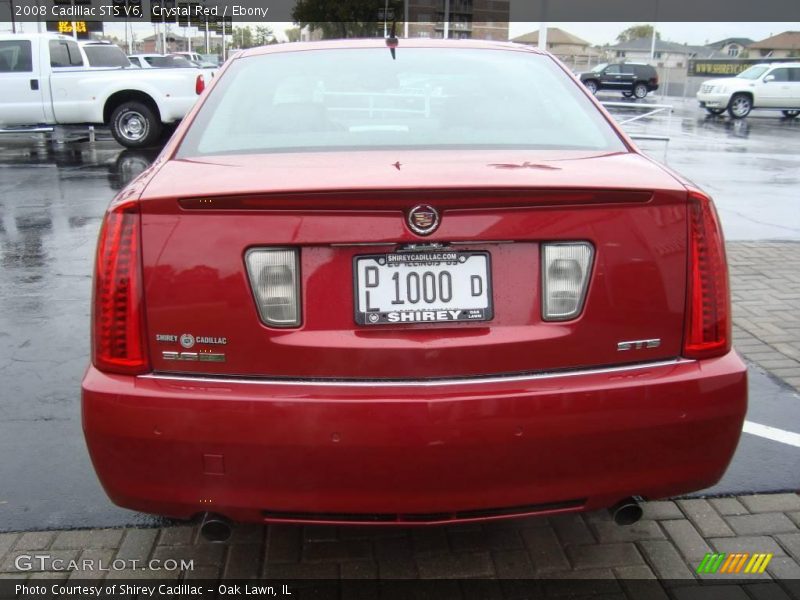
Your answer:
[727,94,752,119]
[783,110,800,118]
[110,101,162,148]
[633,83,648,99]
[584,80,598,95]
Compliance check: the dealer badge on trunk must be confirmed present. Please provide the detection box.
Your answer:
[408,205,440,236]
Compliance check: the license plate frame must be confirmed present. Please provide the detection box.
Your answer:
[353,250,493,326]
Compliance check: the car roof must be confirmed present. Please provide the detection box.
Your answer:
[0,33,73,42]
[238,38,545,59]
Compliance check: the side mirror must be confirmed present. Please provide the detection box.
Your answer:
[764,75,775,83]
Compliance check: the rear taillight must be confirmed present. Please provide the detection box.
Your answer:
[245,248,301,327]
[541,242,594,321]
[92,201,149,375]
[683,189,730,359]
[195,74,205,95]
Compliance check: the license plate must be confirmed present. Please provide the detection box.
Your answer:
[354,251,493,325]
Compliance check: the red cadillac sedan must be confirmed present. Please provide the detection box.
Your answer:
[82,39,747,534]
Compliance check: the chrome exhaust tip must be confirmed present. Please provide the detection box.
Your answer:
[610,497,644,526]
[199,512,233,543]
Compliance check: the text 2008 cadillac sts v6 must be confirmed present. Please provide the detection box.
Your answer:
[82,39,746,529]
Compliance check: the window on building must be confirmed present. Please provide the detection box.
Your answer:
[615,51,626,58]
[727,45,740,57]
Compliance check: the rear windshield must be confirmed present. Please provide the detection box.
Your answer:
[176,47,627,157]
[144,55,193,68]
[83,45,131,68]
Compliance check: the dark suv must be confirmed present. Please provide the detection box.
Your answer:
[579,63,659,99]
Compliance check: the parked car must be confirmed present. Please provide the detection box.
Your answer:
[171,51,204,63]
[127,53,195,69]
[129,53,218,78]
[184,58,219,77]
[696,63,800,119]
[82,39,746,535]
[578,62,659,99]
[0,34,206,147]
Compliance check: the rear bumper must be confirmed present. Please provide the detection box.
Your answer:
[82,352,747,525]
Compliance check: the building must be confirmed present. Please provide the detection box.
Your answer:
[604,37,716,68]
[140,32,223,54]
[747,31,800,58]
[299,26,324,42]
[406,0,509,41]
[141,32,192,53]
[512,27,591,56]
[706,37,754,58]
[511,27,602,69]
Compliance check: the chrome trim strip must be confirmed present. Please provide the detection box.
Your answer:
[140,359,689,388]
[329,242,396,247]
[450,240,514,245]
[329,241,515,247]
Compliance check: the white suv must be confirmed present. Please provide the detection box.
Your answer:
[696,63,800,119]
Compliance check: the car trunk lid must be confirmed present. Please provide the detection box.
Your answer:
[139,149,688,380]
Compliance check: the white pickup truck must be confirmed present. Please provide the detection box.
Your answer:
[0,33,206,147]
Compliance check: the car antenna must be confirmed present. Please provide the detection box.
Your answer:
[386,20,398,60]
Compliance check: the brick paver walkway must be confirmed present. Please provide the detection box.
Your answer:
[729,241,800,391]
[2,494,800,590]
[1,241,798,593]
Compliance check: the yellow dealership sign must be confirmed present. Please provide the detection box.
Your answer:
[689,59,795,77]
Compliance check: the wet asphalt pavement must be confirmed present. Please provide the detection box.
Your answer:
[0,98,798,532]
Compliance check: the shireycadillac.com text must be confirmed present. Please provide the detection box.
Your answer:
[16,584,292,597]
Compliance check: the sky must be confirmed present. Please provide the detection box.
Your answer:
[3,21,799,47]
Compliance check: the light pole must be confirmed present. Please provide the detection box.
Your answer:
[650,0,659,61]
[9,0,16,33]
